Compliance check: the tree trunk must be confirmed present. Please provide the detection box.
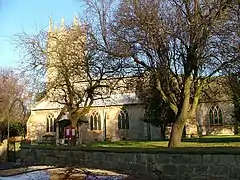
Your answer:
[168,121,185,147]
[160,124,166,140]
[168,76,192,147]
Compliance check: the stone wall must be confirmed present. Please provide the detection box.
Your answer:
[20,145,240,180]
[27,109,60,142]
[197,101,235,136]
[0,140,8,164]
[28,104,161,144]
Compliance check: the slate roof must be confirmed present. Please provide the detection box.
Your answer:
[31,92,140,111]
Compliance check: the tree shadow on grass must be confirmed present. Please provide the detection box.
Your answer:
[182,136,240,143]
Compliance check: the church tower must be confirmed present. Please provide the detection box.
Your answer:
[46,16,86,92]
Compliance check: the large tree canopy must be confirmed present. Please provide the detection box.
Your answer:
[84,0,240,147]
[16,18,126,145]
[16,19,123,126]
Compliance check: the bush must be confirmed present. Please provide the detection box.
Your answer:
[9,121,26,137]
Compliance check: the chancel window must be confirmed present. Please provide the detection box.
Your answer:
[209,106,223,125]
[118,110,130,129]
[46,114,56,132]
[89,111,101,130]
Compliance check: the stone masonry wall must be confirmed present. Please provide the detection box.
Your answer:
[0,140,8,164]
[20,146,240,180]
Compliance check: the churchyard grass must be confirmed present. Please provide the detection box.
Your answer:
[19,135,240,150]
[86,135,240,148]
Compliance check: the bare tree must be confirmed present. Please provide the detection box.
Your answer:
[16,18,123,144]
[83,0,239,147]
[226,2,240,131]
[0,68,30,141]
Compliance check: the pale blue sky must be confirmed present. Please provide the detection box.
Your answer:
[0,0,85,68]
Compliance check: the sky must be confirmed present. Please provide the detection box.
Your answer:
[0,0,85,68]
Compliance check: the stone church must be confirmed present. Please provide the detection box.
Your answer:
[26,17,237,145]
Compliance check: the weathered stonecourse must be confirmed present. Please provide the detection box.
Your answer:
[0,140,8,164]
[20,146,240,180]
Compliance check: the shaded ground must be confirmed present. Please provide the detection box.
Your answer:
[0,171,49,180]
[0,162,19,171]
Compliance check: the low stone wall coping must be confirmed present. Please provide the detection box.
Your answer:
[21,144,240,155]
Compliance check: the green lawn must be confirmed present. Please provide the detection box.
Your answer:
[19,135,240,154]
[86,135,240,148]
[19,135,240,150]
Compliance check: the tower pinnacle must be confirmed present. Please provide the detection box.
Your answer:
[54,24,58,32]
[73,15,79,27]
[48,17,53,33]
[60,17,65,31]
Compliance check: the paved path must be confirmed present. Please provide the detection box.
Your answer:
[0,165,53,177]
[0,165,128,180]
[0,171,49,180]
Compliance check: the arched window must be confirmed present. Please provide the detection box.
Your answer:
[46,114,56,132]
[118,110,129,129]
[89,111,101,130]
[209,106,223,125]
